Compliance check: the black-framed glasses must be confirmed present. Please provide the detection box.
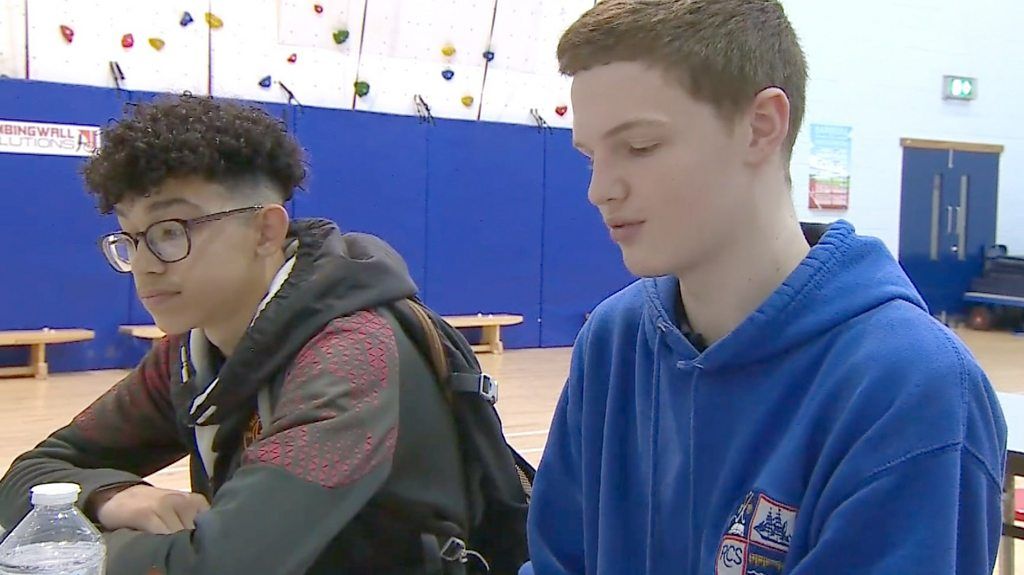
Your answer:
[98,205,263,273]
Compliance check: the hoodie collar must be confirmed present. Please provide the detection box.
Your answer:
[184,218,419,426]
[643,220,926,371]
[187,251,297,424]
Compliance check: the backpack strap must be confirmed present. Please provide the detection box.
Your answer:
[396,298,499,405]
[389,297,535,574]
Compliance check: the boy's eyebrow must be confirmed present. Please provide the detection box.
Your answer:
[147,197,202,214]
[112,197,202,219]
[573,117,669,151]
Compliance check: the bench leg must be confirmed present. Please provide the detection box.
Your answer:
[30,343,48,379]
[1002,470,1015,574]
[480,325,504,354]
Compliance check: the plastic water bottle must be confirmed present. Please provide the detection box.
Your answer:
[0,483,105,574]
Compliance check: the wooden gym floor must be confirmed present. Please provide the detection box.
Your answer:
[1,328,1022,571]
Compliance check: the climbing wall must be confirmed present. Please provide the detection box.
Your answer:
[353,0,495,120]
[14,0,599,126]
[25,0,209,95]
[479,0,594,128]
[209,0,365,108]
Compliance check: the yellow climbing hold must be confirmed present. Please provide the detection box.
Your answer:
[442,44,456,57]
[461,95,474,107]
[205,12,224,29]
[148,38,166,51]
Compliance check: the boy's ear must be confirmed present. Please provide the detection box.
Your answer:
[745,87,791,166]
[254,204,290,256]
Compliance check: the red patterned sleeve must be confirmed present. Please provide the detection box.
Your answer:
[244,310,399,487]
[0,337,189,528]
[95,311,404,575]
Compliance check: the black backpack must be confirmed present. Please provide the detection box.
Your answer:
[389,297,535,575]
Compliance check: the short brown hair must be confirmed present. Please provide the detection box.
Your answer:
[558,0,807,162]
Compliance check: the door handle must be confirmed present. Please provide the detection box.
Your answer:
[957,176,968,261]
[946,206,954,234]
[929,175,941,261]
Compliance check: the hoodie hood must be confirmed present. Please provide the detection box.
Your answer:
[186,218,418,426]
[643,220,927,370]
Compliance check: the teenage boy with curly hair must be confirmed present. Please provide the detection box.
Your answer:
[521,1,1007,574]
[0,95,471,574]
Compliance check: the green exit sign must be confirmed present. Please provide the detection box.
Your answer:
[943,75,977,100]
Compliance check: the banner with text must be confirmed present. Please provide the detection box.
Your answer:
[0,119,101,157]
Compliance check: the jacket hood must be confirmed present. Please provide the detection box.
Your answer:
[642,220,927,370]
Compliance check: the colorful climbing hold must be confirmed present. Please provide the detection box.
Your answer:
[314,4,324,13]
[205,12,223,29]
[441,44,456,57]
[287,53,298,63]
[442,69,454,81]
[332,29,349,44]
[180,11,194,27]
[555,105,568,116]
[148,38,166,51]
[482,50,495,62]
[259,75,272,88]
[461,95,475,107]
[354,80,370,97]
[60,25,74,43]
[121,34,134,48]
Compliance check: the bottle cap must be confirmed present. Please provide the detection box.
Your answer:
[30,483,81,506]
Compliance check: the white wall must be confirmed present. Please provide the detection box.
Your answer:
[0,0,1019,252]
[784,0,1024,253]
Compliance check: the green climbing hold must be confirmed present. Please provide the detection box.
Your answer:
[333,29,350,44]
[354,80,370,97]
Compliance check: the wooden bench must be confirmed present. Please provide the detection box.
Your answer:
[443,314,524,354]
[118,324,167,343]
[121,313,524,355]
[0,329,95,379]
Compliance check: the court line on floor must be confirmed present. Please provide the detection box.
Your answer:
[505,430,549,438]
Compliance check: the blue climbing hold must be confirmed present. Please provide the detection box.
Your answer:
[180,11,194,27]
[483,50,495,62]
[259,75,272,88]
[442,68,454,81]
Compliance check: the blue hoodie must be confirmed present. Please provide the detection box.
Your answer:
[521,221,1007,575]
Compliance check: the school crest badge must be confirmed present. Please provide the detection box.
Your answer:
[716,491,798,575]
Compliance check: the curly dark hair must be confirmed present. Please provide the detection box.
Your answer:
[82,94,306,213]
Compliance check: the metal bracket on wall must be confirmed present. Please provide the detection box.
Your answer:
[529,108,550,132]
[413,94,434,125]
[278,81,302,107]
[108,61,125,91]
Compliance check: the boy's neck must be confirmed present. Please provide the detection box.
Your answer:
[203,253,287,356]
[676,185,809,346]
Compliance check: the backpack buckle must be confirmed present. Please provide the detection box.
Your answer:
[439,536,491,572]
[439,536,467,562]
[478,373,498,405]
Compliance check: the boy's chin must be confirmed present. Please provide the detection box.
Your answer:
[621,254,672,279]
[151,316,196,337]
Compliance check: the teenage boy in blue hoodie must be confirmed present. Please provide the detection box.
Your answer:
[521,1,1007,574]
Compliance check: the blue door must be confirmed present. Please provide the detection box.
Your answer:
[899,145,1000,319]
